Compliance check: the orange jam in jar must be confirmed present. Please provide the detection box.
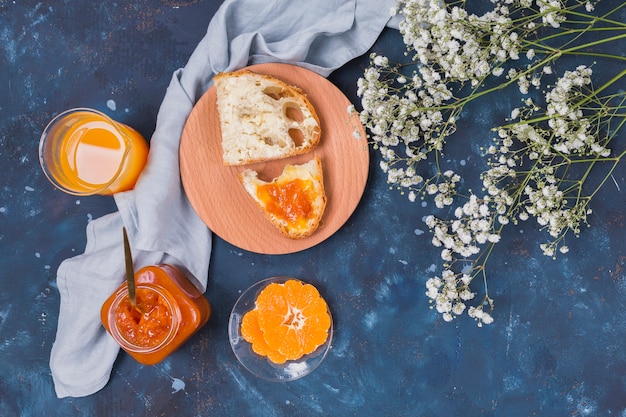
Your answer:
[101,264,211,365]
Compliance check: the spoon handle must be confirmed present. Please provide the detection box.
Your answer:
[123,227,137,308]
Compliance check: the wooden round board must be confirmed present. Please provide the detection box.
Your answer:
[179,63,369,255]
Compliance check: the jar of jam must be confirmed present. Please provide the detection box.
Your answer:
[101,264,211,365]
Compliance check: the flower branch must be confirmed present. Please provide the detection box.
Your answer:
[358,0,625,325]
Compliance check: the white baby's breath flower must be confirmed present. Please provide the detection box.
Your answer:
[373,54,388,67]
[460,274,471,285]
[492,67,504,77]
[359,0,623,327]
[460,289,475,301]
[481,311,494,325]
[452,302,466,315]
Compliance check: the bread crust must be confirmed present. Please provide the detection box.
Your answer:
[214,70,321,165]
[238,155,326,239]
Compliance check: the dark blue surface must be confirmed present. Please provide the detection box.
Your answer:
[1,1,625,416]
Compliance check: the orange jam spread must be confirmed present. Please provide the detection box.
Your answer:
[114,288,173,348]
[257,178,314,227]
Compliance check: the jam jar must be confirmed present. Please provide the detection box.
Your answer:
[101,264,211,365]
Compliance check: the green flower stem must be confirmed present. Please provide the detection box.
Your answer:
[499,68,626,129]
[532,32,626,56]
[524,30,626,62]
[564,2,626,27]
[585,124,626,201]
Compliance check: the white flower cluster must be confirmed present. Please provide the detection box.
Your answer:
[545,66,611,157]
[425,269,474,323]
[425,194,502,261]
[522,184,590,256]
[398,0,520,81]
[422,193,500,325]
[425,268,494,326]
[358,0,625,326]
[468,306,495,327]
[484,65,611,257]
[536,0,566,28]
[357,0,531,203]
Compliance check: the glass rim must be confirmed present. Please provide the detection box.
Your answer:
[108,284,181,354]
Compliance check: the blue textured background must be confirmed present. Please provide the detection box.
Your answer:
[1,1,625,416]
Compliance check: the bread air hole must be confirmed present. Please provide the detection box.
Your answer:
[263,86,286,101]
[288,128,305,146]
[284,103,304,123]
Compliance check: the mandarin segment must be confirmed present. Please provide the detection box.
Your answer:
[241,309,270,356]
[266,347,289,364]
[284,279,306,306]
[295,281,321,308]
[240,279,331,364]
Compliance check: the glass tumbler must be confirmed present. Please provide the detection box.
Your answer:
[39,108,149,195]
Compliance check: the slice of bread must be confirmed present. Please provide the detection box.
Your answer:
[239,155,326,239]
[214,70,321,165]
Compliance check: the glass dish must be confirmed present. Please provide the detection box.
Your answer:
[228,276,333,382]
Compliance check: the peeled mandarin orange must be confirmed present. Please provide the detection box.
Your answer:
[240,279,331,363]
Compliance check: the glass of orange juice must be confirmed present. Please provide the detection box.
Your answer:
[39,108,149,196]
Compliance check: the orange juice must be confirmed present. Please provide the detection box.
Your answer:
[39,108,149,195]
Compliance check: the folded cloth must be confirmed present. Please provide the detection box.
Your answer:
[50,0,395,398]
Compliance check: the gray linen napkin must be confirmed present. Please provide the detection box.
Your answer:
[49,0,394,398]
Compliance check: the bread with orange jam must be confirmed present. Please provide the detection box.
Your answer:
[214,70,321,165]
[239,155,326,239]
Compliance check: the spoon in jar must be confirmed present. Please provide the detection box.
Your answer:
[122,227,139,312]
